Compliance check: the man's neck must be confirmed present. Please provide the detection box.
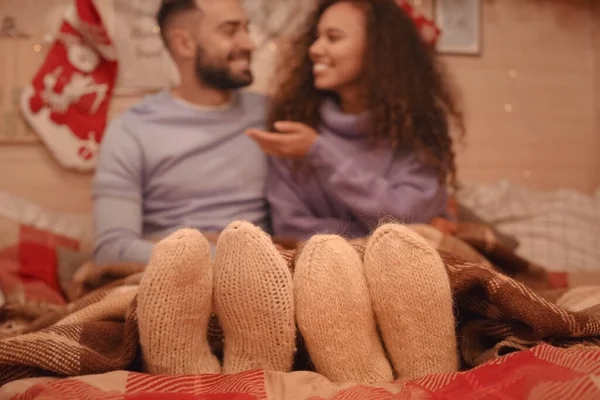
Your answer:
[171,76,233,108]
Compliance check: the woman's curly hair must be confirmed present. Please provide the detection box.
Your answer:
[268,0,465,188]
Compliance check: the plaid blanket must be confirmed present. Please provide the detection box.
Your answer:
[0,223,599,389]
[1,344,600,399]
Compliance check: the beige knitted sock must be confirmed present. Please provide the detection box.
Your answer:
[137,229,220,375]
[363,223,458,380]
[294,235,394,384]
[213,221,295,374]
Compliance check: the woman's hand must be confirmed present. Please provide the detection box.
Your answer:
[246,121,318,158]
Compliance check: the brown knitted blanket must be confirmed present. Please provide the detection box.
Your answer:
[0,223,599,386]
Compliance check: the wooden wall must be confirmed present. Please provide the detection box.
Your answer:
[445,0,597,192]
[0,0,598,215]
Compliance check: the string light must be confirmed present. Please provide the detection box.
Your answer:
[504,69,517,112]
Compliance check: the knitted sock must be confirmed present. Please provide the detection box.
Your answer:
[137,229,220,375]
[213,221,295,374]
[294,235,394,383]
[363,224,458,380]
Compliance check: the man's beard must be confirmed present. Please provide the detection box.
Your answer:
[194,47,253,90]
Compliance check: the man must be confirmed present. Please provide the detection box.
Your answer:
[93,0,268,265]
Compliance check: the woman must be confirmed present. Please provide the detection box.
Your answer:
[247,0,464,240]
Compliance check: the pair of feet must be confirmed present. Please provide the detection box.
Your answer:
[137,221,458,383]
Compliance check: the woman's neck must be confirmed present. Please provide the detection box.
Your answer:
[336,85,366,114]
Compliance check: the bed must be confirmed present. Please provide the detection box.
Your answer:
[0,183,599,400]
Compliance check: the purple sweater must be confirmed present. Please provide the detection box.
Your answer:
[267,98,448,239]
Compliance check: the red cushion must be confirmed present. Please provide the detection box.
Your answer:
[17,225,80,296]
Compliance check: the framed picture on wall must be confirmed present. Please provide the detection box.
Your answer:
[434,0,481,55]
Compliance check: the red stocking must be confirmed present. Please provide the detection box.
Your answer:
[20,0,118,172]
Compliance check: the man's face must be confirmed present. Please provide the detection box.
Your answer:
[192,0,255,89]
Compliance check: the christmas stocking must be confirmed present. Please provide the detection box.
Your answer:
[20,0,118,172]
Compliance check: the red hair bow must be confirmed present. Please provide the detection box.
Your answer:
[395,0,441,46]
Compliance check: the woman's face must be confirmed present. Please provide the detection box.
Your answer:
[309,2,367,93]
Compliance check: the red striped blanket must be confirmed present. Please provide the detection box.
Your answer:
[2,344,600,400]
